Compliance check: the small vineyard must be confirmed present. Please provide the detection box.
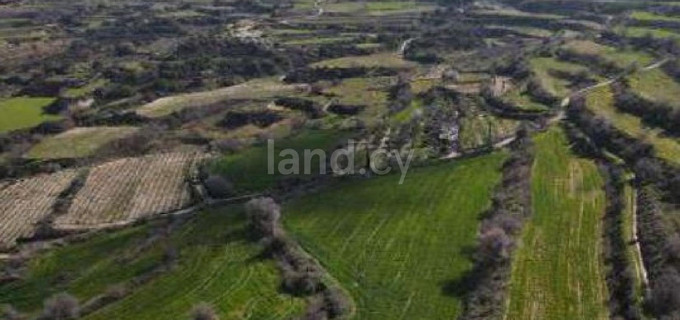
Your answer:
[0,170,78,249]
[54,152,207,228]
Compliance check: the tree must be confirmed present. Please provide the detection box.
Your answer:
[203,175,234,199]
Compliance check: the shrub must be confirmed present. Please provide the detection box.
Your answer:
[245,197,282,238]
[203,175,235,199]
[190,302,219,320]
[39,293,79,320]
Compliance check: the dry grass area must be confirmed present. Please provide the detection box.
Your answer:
[27,126,140,159]
[137,78,302,118]
[0,170,78,249]
[311,52,416,69]
[55,152,208,228]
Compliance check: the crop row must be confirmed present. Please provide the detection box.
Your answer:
[55,152,207,227]
[0,170,78,248]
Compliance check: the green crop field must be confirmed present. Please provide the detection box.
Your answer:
[507,128,609,320]
[27,126,139,159]
[628,68,680,107]
[283,153,506,319]
[584,85,680,165]
[0,208,306,319]
[0,97,61,133]
[209,129,355,193]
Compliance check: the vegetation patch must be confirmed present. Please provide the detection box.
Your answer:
[507,128,609,320]
[27,126,140,160]
[584,86,680,165]
[284,153,506,319]
[311,53,416,69]
[628,68,680,107]
[0,97,61,133]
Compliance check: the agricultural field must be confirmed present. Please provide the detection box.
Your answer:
[0,170,78,249]
[627,68,680,107]
[561,40,655,69]
[507,128,609,320]
[458,114,519,150]
[284,153,506,319]
[1,208,306,320]
[209,129,354,193]
[27,126,140,160]
[311,53,416,69]
[529,57,590,97]
[0,97,60,133]
[136,79,302,118]
[54,152,207,228]
[502,88,551,111]
[584,85,680,165]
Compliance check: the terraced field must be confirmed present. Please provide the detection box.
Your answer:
[0,97,60,133]
[628,68,680,107]
[1,208,306,320]
[584,85,680,165]
[507,128,609,320]
[311,53,416,69]
[529,57,589,97]
[27,126,140,159]
[284,153,506,319]
[136,79,301,118]
[561,40,655,69]
[55,152,206,228]
[0,170,78,249]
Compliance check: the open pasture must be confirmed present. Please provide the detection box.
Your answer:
[507,128,609,320]
[284,153,506,319]
[0,97,60,133]
[27,126,140,160]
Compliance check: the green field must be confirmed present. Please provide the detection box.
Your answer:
[311,53,415,69]
[209,129,355,193]
[628,68,680,107]
[507,128,609,320]
[283,153,507,319]
[27,126,139,159]
[562,40,655,69]
[0,208,306,319]
[584,85,680,165]
[529,57,589,97]
[0,97,61,133]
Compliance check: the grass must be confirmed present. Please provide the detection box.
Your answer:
[323,1,436,15]
[27,126,139,159]
[0,97,61,133]
[561,40,655,69]
[137,78,298,118]
[628,68,680,107]
[529,57,589,97]
[283,36,355,46]
[209,129,355,193]
[502,88,550,111]
[311,52,415,69]
[623,26,680,40]
[84,208,305,320]
[63,79,109,99]
[0,208,306,319]
[283,153,507,319]
[584,85,680,165]
[622,183,647,311]
[0,225,162,314]
[507,127,609,320]
[458,115,518,150]
[631,10,680,23]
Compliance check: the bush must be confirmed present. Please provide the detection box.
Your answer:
[190,302,218,320]
[245,197,281,239]
[39,293,79,320]
[203,175,235,199]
